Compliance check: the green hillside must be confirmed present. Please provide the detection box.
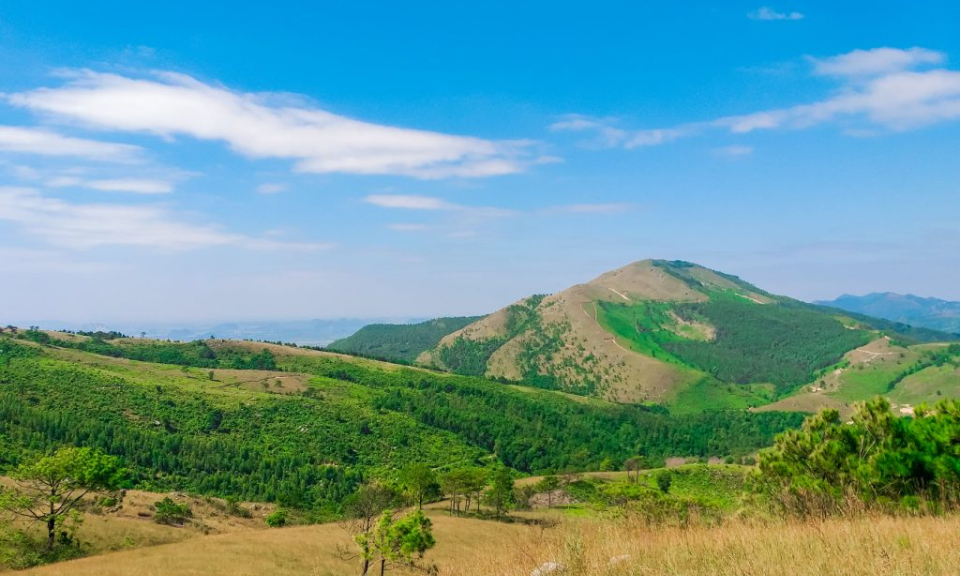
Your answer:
[423,260,959,408]
[327,316,482,363]
[0,331,803,517]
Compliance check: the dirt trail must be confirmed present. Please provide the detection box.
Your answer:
[609,288,630,301]
[581,302,631,354]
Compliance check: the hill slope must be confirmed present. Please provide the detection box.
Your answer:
[0,330,802,509]
[327,316,482,362]
[817,292,960,335]
[419,260,957,406]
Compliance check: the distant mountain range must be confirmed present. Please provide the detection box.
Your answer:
[817,293,960,335]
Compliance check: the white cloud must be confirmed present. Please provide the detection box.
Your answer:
[712,145,754,158]
[9,70,542,179]
[85,178,173,194]
[545,203,633,214]
[363,194,457,210]
[811,47,944,77]
[0,187,330,251]
[43,176,173,194]
[560,48,960,148]
[0,125,141,162]
[549,115,628,148]
[387,223,429,232]
[256,183,288,194]
[45,176,84,188]
[363,194,515,219]
[748,7,804,21]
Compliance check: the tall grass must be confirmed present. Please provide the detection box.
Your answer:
[459,514,960,576]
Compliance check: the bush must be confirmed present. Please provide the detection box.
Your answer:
[265,509,287,528]
[655,471,673,494]
[153,497,192,525]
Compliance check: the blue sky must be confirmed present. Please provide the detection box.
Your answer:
[2,1,960,323]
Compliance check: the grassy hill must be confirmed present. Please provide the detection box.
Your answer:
[419,259,958,409]
[327,316,482,363]
[817,292,960,335]
[12,469,960,576]
[0,330,802,512]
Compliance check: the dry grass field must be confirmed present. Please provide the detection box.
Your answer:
[14,514,538,576]
[459,515,960,576]
[13,511,960,576]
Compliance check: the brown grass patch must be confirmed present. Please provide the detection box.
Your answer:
[459,515,960,576]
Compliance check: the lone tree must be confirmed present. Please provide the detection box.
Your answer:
[624,456,646,483]
[357,509,436,576]
[484,466,515,520]
[340,483,399,576]
[0,447,125,550]
[534,474,561,507]
[399,465,440,510]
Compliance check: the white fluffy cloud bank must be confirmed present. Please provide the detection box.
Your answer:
[9,71,538,179]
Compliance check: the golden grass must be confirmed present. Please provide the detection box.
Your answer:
[12,510,960,576]
[14,514,537,576]
[459,515,960,576]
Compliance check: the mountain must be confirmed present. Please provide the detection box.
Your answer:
[418,259,958,408]
[327,316,483,363]
[816,293,960,335]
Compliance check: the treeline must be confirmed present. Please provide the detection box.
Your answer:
[327,316,482,363]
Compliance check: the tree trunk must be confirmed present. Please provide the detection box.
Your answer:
[379,558,386,576]
[361,557,370,576]
[46,517,56,550]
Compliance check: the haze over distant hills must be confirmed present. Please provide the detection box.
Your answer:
[22,318,424,346]
[817,293,960,335]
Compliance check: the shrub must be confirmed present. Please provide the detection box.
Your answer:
[153,497,192,525]
[265,509,287,528]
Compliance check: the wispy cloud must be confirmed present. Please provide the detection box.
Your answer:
[364,194,457,210]
[712,145,754,158]
[9,70,546,179]
[810,47,944,77]
[85,178,173,194]
[362,193,515,218]
[748,7,804,21]
[256,183,288,195]
[0,187,330,251]
[544,203,634,215]
[387,223,429,232]
[555,47,960,149]
[0,125,141,162]
[43,175,174,194]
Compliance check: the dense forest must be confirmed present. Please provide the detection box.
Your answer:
[0,334,803,517]
[327,316,482,363]
[599,294,872,392]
